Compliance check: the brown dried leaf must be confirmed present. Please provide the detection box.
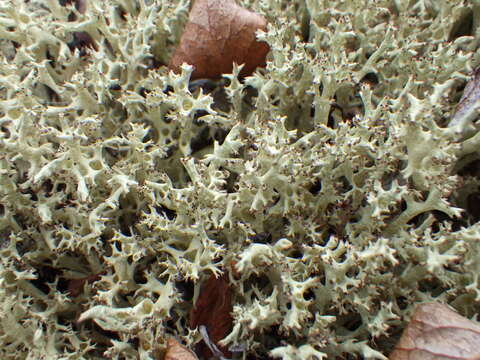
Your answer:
[67,272,103,297]
[164,338,198,360]
[389,302,480,360]
[190,273,233,359]
[449,66,480,128]
[170,0,269,80]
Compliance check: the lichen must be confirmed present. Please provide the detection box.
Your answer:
[1,0,480,359]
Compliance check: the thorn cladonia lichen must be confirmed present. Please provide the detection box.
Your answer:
[0,0,479,359]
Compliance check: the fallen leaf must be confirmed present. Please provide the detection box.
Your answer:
[190,272,233,359]
[389,302,480,360]
[229,259,241,280]
[164,337,198,360]
[449,66,480,128]
[170,0,269,80]
[68,272,103,297]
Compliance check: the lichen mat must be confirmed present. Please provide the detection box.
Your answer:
[0,0,479,359]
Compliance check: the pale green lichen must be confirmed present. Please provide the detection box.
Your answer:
[1,0,480,359]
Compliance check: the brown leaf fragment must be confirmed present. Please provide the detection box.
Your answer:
[190,272,233,359]
[164,338,199,360]
[449,66,480,128]
[389,302,480,360]
[170,0,270,80]
[67,272,103,297]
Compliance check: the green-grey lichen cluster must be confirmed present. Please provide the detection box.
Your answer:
[1,0,480,358]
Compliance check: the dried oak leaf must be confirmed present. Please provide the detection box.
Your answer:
[449,66,480,128]
[190,272,233,359]
[389,302,480,360]
[164,338,198,360]
[170,0,269,80]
